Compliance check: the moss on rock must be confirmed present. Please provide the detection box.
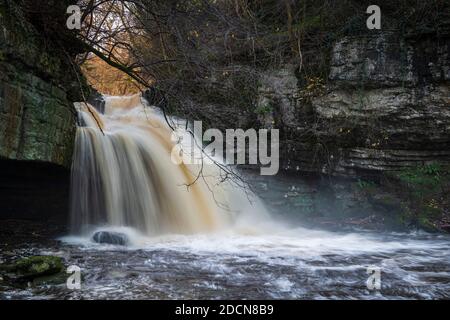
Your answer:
[383,164,450,232]
[0,256,66,286]
[0,0,86,169]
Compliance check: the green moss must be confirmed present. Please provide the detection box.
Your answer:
[385,164,450,231]
[357,179,376,190]
[3,256,65,279]
[255,102,273,115]
[395,164,444,197]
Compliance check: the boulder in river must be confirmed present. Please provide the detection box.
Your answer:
[93,231,129,246]
[0,256,65,285]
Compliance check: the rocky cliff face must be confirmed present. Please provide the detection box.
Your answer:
[179,30,450,230]
[252,31,450,231]
[0,0,84,220]
[0,0,80,167]
[257,32,450,177]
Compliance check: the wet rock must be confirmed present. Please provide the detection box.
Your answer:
[93,231,129,246]
[440,224,450,233]
[88,90,106,114]
[31,272,69,287]
[0,256,65,284]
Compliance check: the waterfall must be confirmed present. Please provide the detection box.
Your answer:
[70,94,265,237]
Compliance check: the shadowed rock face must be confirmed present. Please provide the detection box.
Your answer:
[0,159,71,221]
[257,32,450,177]
[329,33,450,87]
[0,1,79,169]
[0,68,76,167]
[0,1,85,221]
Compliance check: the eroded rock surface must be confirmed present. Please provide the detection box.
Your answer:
[257,33,450,176]
[0,1,86,220]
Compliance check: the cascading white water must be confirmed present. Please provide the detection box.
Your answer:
[70,94,266,237]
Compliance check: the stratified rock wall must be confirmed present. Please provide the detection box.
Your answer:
[0,65,76,167]
[0,0,85,220]
[258,32,450,176]
[0,0,78,168]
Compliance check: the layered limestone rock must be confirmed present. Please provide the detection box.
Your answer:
[0,1,85,220]
[257,32,450,176]
[0,66,76,167]
[0,1,78,168]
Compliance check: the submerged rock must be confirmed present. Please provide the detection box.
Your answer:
[93,231,129,246]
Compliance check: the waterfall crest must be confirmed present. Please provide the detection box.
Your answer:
[70,94,264,236]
